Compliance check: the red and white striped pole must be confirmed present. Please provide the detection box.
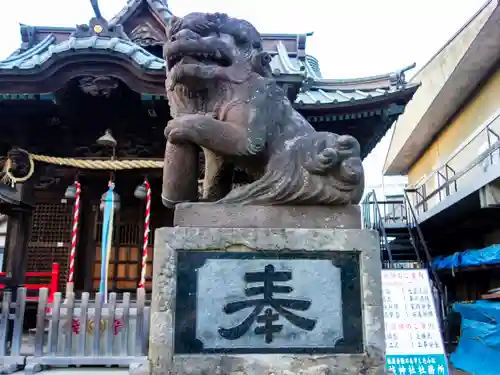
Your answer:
[139,179,151,289]
[68,181,81,285]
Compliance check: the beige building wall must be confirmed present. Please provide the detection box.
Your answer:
[384,1,496,174]
[408,66,500,210]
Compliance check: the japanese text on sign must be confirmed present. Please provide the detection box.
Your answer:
[382,269,449,375]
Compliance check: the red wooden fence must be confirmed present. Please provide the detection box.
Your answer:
[0,263,59,303]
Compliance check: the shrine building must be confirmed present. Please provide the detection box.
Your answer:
[0,0,418,296]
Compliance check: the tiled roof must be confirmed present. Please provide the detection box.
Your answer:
[0,32,417,106]
[0,35,165,71]
[267,40,419,106]
[0,34,321,77]
[0,0,417,107]
[296,87,401,106]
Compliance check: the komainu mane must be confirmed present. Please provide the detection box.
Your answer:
[161,12,364,207]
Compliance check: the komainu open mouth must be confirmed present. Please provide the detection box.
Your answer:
[166,48,232,70]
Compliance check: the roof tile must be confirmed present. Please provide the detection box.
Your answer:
[0,24,417,106]
[0,35,165,71]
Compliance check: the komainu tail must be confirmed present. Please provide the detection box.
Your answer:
[218,132,364,205]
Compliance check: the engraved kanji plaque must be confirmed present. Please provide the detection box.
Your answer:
[174,251,362,354]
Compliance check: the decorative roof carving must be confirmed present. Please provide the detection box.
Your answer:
[20,25,36,50]
[129,22,165,47]
[78,76,120,97]
[389,63,417,88]
[71,20,129,40]
[72,0,130,39]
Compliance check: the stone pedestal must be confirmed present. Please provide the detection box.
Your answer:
[150,204,386,375]
[173,203,362,229]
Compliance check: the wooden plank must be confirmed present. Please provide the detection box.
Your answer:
[0,357,26,374]
[135,288,145,356]
[0,290,11,357]
[143,306,151,356]
[10,287,26,356]
[33,288,48,357]
[49,292,62,355]
[121,292,131,356]
[92,292,103,356]
[77,292,89,357]
[64,288,75,357]
[1,289,27,374]
[105,292,117,356]
[23,289,151,373]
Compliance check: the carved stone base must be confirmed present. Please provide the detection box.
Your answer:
[150,223,387,375]
[173,203,361,229]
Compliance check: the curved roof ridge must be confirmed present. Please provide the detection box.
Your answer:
[109,0,143,26]
[0,34,56,66]
[147,0,172,22]
[275,41,303,75]
[319,73,394,85]
[20,24,75,33]
[271,42,326,79]
[313,63,416,88]
[0,35,165,71]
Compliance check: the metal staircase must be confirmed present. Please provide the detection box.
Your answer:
[362,191,417,263]
[362,190,431,265]
[362,190,448,334]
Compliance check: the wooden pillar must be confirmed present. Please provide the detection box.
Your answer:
[83,201,99,293]
[3,181,35,288]
[4,207,32,286]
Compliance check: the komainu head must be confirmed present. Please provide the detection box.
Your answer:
[164,12,273,86]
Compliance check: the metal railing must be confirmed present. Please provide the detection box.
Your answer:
[362,194,408,230]
[362,191,397,264]
[404,189,449,343]
[403,191,443,295]
[363,190,448,339]
[409,109,500,213]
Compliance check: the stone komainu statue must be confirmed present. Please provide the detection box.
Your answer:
[162,12,364,207]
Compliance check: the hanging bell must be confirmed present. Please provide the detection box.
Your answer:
[64,183,78,199]
[134,182,148,200]
[96,129,117,148]
[99,190,121,212]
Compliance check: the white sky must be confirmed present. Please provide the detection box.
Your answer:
[0,0,487,188]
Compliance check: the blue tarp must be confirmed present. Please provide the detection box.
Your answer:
[432,244,500,270]
[451,301,500,375]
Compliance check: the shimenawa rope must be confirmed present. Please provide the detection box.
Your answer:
[0,149,163,186]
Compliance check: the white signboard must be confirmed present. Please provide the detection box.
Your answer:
[382,269,449,375]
